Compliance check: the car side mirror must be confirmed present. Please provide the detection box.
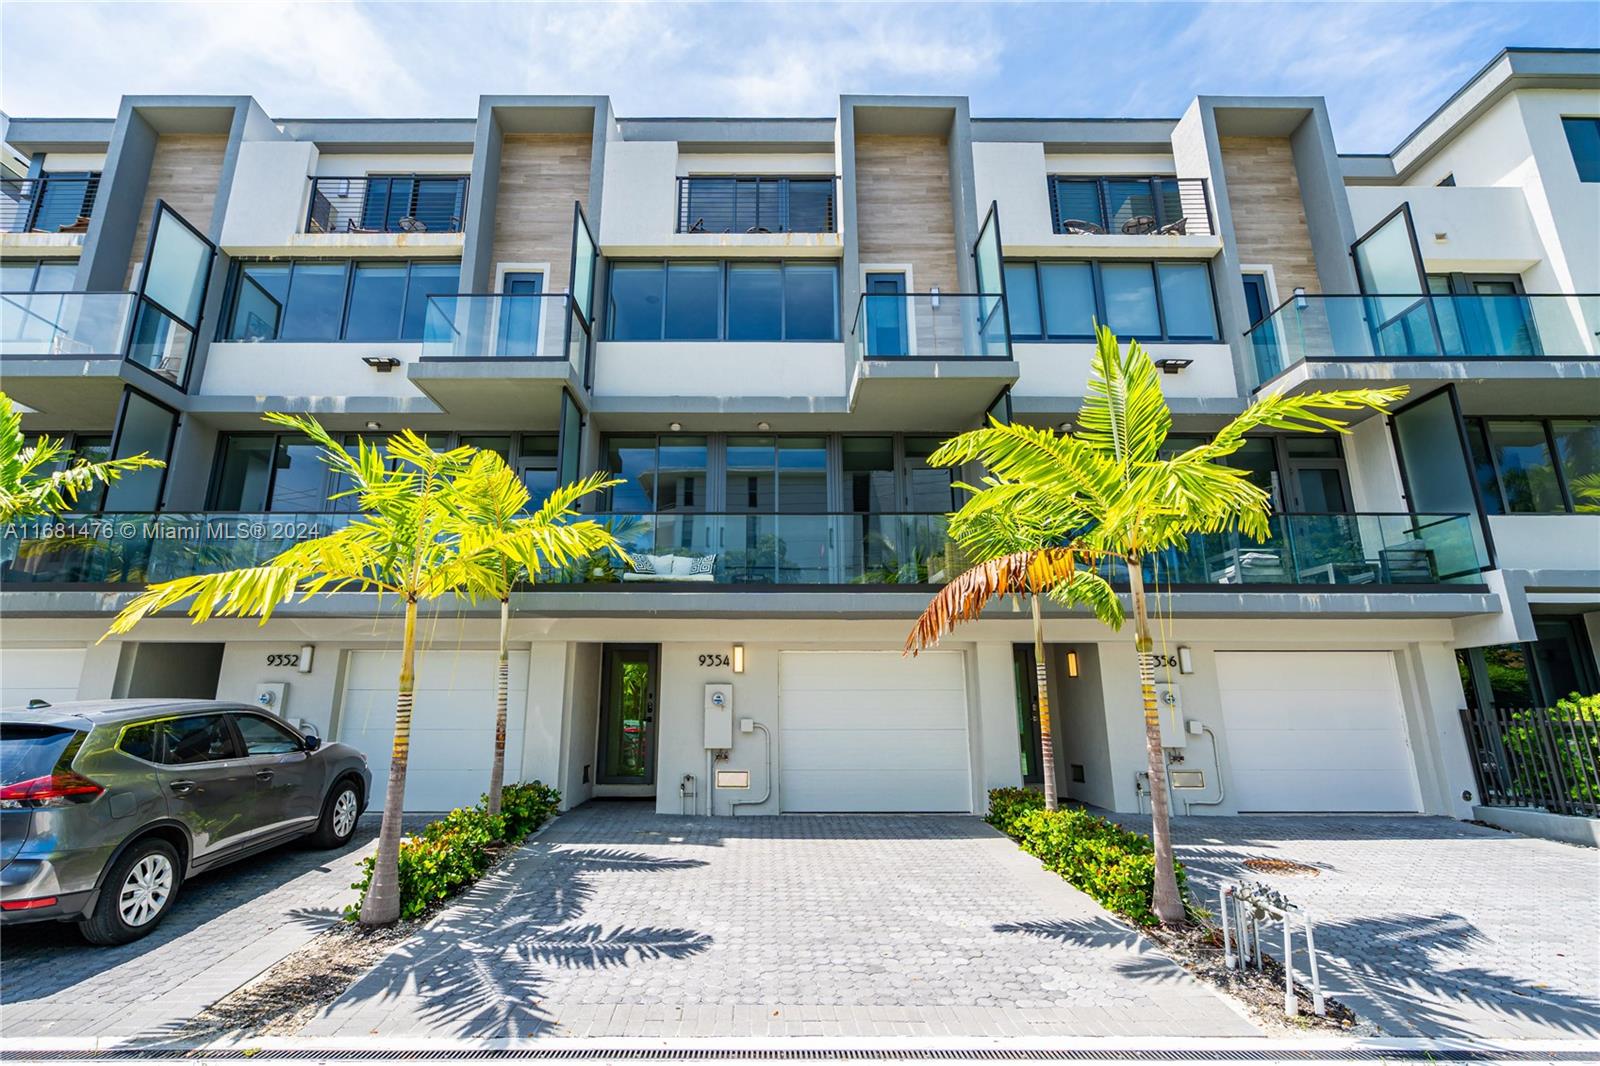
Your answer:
[303,734,322,752]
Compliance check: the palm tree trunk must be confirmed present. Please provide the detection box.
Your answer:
[1127,558,1185,927]
[487,596,510,822]
[1029,592,1058,811]
[359,595,418,926]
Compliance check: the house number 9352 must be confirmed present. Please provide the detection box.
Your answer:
[266,653,301,668]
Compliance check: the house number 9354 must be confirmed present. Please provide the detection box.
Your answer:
[698,653,730,668]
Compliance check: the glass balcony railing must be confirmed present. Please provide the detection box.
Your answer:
[850,293,1012,360]
[421,293,590,379]
[0,291,135,358]
[0,512,1487,590]
[1246,293,1600,380]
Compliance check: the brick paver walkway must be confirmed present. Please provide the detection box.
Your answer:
[0,816,395,1040]
[303,802,1253,1039]
[1111,814,1600,1040]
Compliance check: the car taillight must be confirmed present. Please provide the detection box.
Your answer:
[0,770,105,808]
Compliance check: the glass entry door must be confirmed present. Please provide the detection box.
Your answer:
[1012,645,1043,785]
[863,271,907,356]
[598,645,658,786]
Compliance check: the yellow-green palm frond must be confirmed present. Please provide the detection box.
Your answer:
[103,566,308,636]
[906,547,1107,655]
[0,391,163,523]
[1199,386,1408,463]
[1075,323,1171,472]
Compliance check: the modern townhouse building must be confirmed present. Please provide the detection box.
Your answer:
[2,48,1596,823]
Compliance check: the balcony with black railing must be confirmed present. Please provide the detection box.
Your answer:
[304,175,469,235]
[1,174,100,235]
[1049,176,1214,237]
[676,176,838,234]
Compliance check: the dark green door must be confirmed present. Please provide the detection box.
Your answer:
[1012,645,1043,785]
[598,645,658,785]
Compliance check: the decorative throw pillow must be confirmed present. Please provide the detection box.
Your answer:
[670,554,698,576]
[688,554,716,576]
[631,555,656,575]
[646,554,678,575]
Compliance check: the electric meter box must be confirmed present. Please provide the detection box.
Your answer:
[1154,682,1186,748]
[704,684,734,749]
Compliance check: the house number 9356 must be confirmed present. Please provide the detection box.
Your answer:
[698,653,730,668]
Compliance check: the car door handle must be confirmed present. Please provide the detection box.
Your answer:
[256,769,274,781]
[168,780,196,794]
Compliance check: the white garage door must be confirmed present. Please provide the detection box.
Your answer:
[340,649,529,812]
[779,651,971,812]
[1,648,85,708]
[1217,651,1421,813]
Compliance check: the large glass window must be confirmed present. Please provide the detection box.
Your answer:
[1552,420,1600,513]
[103,391,175,512]
[606,261,839,341]
[903,437,957,512]
[0,260,77,292]
[1469,417,1600,514]
[1003,259,1216,342]
[604,435,707,512]
[223,259,460,342]
[1562,117,1600,183]
[844,437,896,513]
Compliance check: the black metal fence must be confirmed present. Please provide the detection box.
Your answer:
[305,175,469,234]
[1,174,100,233]
[676,176,838,234]
[1049,176,1213,236]
[1460,703,1600,818]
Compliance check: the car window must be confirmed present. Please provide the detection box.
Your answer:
[233,714,303,756]
[118,722,160,762]
[158,715,242,765]
[1,725,81,785]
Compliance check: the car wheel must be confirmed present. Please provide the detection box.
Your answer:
[79,838,181,946]
[312,778,362,848]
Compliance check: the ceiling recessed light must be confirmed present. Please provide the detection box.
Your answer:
[365,420,382,430]
[756,421,771,431]
[669,421,683,432]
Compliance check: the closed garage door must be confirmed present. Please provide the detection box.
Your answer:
[1,648,85,708]
[779,651,971,812]
[340,649,529,812]
[1217,651,1421,813]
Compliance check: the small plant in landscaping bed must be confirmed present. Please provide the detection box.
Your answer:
[985,787,1186,927]
[346,781,560,922]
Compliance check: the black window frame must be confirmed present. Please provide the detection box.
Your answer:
[218,257,462,343]
[603,259,840,343]
[1464,415,1600,515]
[1003,258,1220,343]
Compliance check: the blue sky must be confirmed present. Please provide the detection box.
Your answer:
[3,1,1597,152]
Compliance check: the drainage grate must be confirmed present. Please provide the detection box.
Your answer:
[9,1048,1595,1062]
[1242,857,1321,876]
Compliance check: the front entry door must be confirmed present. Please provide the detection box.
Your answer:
[1012,645,1044,785]
[863,272,908,357]
[598,645,658,786]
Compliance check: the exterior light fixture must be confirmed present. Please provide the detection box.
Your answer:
[1058,421,1073,433]
[1177,646,1194,674]
[1153,358,1193,374]
[364,420,382,430]
[732,644,745,674]
[669,421,683,432]
[361,355,401,373]
[1293,287,1308,310]
[756,421,771,431]
[1433,232,1448,243]
[930,286,941,310]
[1065,650,1079,678]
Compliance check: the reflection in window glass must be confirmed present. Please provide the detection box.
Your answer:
[656,437,708,511]
[33,262,77,290]
[904,436,956,513]
[267,438,328,512]
[1562,117,1600,183]
[778,437,828,513]
[103,392,174,511]
[1100,262,1160,337]
[608,264,664,340]
[1155,263,1217,339]
[280,262,347,341]
[229,264,290,341]
[725,436,776,512]
[1039,263,1096,339]
[159,716,240,765]
[726,264,783,341]
[212,436,275,510]
[664,263,720,340]
[1553,420,1600,513]
[1464,420,1504,515]
[843,437,896,513]
[1486,420,1564,513]
[400,262,460,341]
[234,715,302,755]
[605,436,657,512]
[782,263,838,341]
[344,262,408,341]
[1003,263,1041,338]
[144,210,211,324]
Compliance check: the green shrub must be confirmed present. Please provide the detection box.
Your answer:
[347,780,562,922]
[985,787,1185,926]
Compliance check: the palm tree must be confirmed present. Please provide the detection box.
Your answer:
[908,325,1405,926]
[104,414,498,926]
[452,452,623,820]
[0,390,163,523]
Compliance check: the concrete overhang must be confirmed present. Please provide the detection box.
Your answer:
[480,97,609,136]
[405,359,585,423]
[0,233,85,257]
[971,118,1177,155]
[1003,234,1221,260]
[1011,395,1249,424]
[0,585,1502,621]
[222,233,466,259]
[848,358,1019,431]
[0,357,125,425]
[845,97,962,136]
[620,117,835,149]
[3,117,115,155]
[1258,359,1600,419]
[603,233,843,259]
[587,394,851,432]
[275,118,477,153]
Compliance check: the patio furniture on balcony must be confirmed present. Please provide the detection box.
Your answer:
[1058,219,1105,235]
[623,553,717,582]
[1209,547,1288,584]
[1121,215,1158,235]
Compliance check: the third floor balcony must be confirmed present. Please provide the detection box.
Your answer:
[304,174,469,235]
[676,176,838,234]
[1,174,100,236]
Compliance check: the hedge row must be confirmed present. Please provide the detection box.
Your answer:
[347,781,561,922]
[985,787,1185,927]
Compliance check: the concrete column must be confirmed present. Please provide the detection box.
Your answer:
[972,641,1021,805]
[77,641,124,700]
[1396,642,1476,818]
[519,641,571,792]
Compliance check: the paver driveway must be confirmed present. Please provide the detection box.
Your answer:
[304,802,1252,1039]
[1112,814,1600,1040]
[0,816,396,1040]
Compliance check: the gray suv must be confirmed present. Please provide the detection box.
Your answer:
[1,699,370,944]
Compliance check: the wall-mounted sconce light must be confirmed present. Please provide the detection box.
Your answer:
[1177,646,1194,675]
[1433,232,1448,243]
[298,644,315,674]
[1293,287,1308,311]
[1065,650,1079,678]
[929,286,941,310]
[1153,358,1193,375]
[731,644,745,674]
[361,355,401,373]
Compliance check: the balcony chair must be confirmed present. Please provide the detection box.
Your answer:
[397,216,427,233]
[1121,215,1158,235]
[1058,219,1105,235]
[1155,217,1188,236]
[1209,547,1287,584]
[1378,541,1438,583]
